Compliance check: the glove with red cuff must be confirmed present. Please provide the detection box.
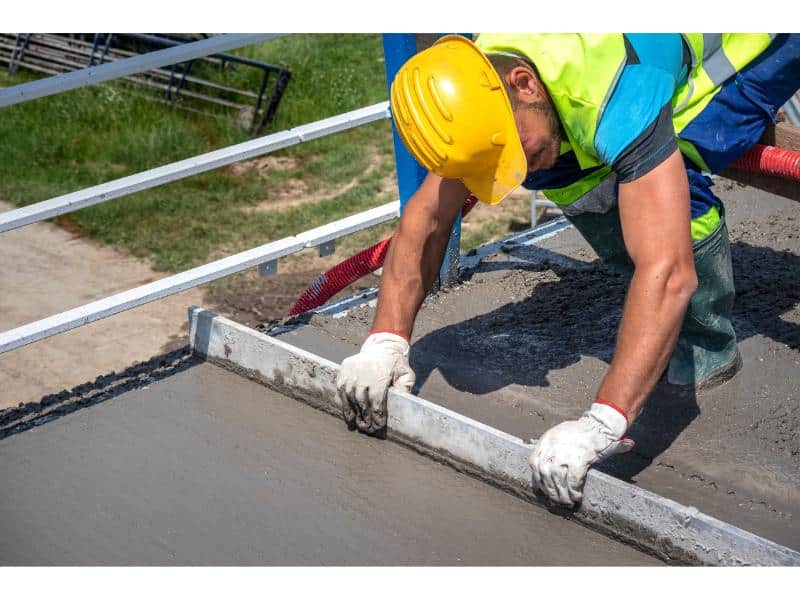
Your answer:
[528,400,635,507]
[336,330,415,433]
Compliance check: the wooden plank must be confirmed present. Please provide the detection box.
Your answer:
[762,121,800,151]
[720,169,800,202]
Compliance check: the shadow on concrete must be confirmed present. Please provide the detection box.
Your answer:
[408,239,798,482]
[730,241,800,351]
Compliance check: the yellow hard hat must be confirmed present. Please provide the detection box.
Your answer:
[390,35,526,205]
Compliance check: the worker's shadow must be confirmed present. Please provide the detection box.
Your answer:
[408,240,799,482]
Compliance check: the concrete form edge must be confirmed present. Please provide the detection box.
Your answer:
[188,306,800,567]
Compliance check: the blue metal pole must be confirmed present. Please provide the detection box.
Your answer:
[382,33,462,287]
[381,34,427,210]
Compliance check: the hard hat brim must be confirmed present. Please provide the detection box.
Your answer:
[461,129,527,205]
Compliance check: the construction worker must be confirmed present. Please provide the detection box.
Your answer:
[336,34,800,507]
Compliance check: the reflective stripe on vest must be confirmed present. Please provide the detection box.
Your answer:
[546,171,721,241]
[690,205,721,241]
[544,166,614,213]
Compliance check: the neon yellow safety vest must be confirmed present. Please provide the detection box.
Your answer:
[475,33,774,239]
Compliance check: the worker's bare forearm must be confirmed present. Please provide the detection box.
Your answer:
[597,261,696,419]
[599,150,697,422]
[372,175,467,339]
[372,222,447,337]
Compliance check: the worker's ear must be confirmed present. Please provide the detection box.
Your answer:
[506,66,545,105]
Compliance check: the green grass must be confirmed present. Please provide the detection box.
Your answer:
[0,34,395,271]
[0,34,529,274]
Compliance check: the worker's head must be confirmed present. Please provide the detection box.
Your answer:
[485,53,562,175]
[389,35,561,205]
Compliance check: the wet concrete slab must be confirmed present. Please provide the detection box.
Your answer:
[275,179,800,551]
[0,361,657,566]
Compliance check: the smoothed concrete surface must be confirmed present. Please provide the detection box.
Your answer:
[276,180,800,551]
[0,362,657,565]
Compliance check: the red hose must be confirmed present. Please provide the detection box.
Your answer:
[289,194,479,316]
[731,144,800,181]
[289,237,392,316]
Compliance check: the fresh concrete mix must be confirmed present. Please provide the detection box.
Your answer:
[0,360,657,565]
[273,179,800,551]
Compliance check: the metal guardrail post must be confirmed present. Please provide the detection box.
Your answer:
[382,33,462,287]
[381,34,426,211]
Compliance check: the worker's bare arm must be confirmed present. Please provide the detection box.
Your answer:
[597,149,698,421]
[371,173,469,339]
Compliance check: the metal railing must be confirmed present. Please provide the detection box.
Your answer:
[0,202,398,353]
[0,34,280,108]
[0,33,292,133]
[0,34,404,354]
[0,102,391,233]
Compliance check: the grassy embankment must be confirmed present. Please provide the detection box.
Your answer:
[0,34,531,277]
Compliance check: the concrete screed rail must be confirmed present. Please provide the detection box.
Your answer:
[187,307,800,566]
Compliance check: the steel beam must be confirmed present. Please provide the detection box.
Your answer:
[0,34,281,108]
[0,201,399,354]
[0,102,391,233]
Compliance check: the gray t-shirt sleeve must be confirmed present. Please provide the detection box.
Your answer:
[611,100,679,183]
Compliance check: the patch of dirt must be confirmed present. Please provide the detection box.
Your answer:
[67,160,127,174]
[226,155,300,178]
[0,200,206,411]
[242,152,383,212]
[204,265,381,330]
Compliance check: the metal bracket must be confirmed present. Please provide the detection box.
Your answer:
[317,240,335,257]
[8,34,31,76]
[258,259,278,277]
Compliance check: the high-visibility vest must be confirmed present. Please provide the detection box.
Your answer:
[474,33,775,208]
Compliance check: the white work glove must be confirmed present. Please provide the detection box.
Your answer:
[336,331,415,433]
[529,401,635,507]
